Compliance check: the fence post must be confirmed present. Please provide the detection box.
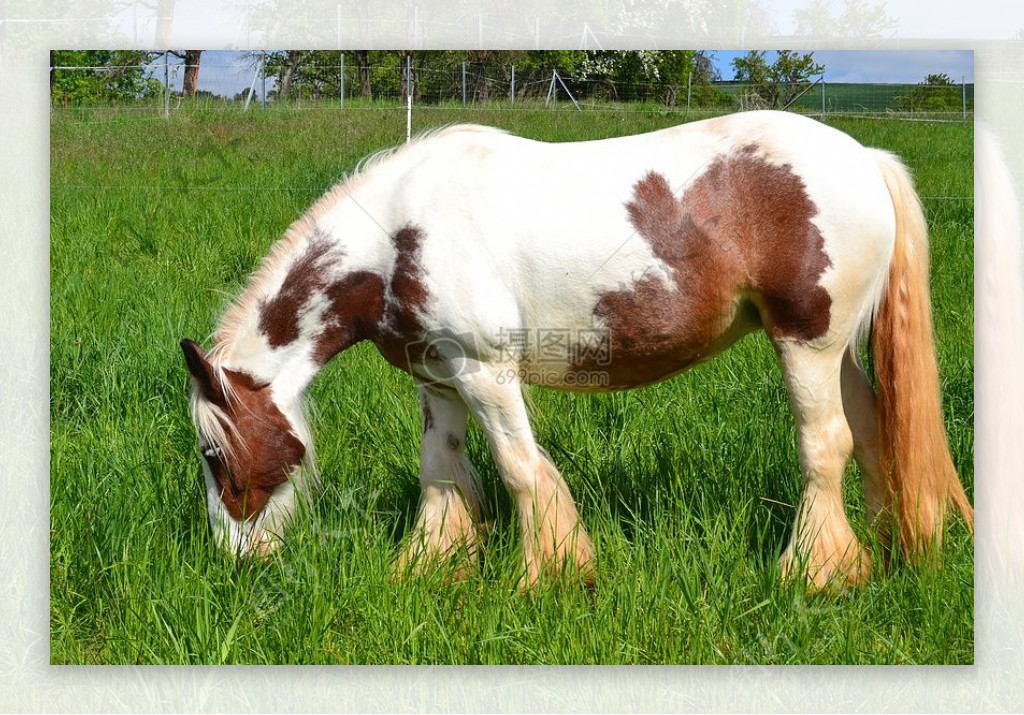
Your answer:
[462,62,467,106]
[406,54,412,143]
[243,60,260,112]
[163,51,170,118]
[511,64,515,107]
[962,75,967,121]
[340,53,345,109]
[261,51,267,109]
[549,70,581,112]
[821,73,825,115]
[686,71,692,114]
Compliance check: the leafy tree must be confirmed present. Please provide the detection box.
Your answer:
[512,50,587,99]
[689,51,731,108]
[731,50,824,109]
[570,51,725,107]
[892,73,963,113]
[274,50,311,100]
[50,51,162,104]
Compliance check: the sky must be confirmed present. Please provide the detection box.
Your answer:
[713,50,973,83]
[159,49,974,99]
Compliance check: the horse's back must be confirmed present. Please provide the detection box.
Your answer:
[397,113,897,387]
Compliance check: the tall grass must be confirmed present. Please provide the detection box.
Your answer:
[50,105,973,664]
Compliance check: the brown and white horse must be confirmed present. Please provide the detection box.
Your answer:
[181,110,973,590]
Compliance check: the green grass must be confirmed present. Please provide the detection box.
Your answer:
[50,104,974,664]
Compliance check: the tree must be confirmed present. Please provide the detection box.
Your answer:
[892,73,962,113]
[354,50,372,98]
[573,51,712,105]
[177,50,203,98]
[731,50,824,109]
[50,50,162,104]
[690,51,731,108]
[266,50,311,101]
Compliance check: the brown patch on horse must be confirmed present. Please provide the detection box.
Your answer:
[374,224,436,373]
[258,229,338,348]
[203,368,306,521]
[579,145,831,388]
[386,225,430,339]
[715,145,833,341]
[257,228,386,365]
[311,271,386,364]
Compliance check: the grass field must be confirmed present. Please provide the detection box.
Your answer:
[50,104,974,665]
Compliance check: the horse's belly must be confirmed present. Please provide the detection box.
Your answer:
[517,294,761,392]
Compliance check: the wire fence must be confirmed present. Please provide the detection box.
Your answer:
[51,56,974,211]
[50,55,975,123]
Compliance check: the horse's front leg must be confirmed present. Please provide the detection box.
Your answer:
[455,365,596,589]
[396,385,489,579]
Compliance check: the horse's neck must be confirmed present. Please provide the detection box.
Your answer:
[212,195,393,400]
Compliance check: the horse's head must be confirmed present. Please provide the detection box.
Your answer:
[180,338,308,558]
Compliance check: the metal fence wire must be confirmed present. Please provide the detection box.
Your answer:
[50,55,975,122]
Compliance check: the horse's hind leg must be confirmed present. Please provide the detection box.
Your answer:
[777,341,870,590]
[840,351,889,537]
[455,366,595,588]
[396,385,489,578]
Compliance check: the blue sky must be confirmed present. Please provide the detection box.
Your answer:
[163,50,973,99]
[712,50,973,83]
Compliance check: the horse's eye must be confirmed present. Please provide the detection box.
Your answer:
[201,445,222,461]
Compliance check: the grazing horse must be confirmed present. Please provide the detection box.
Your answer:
[181,110,973,590]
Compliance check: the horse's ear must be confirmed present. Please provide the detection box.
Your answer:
[180,338,225,407]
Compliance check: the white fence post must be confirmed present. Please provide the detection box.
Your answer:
[406,54,412,143]
[243,61,260,112]
[555,70,581,111]
[340,53,345,109]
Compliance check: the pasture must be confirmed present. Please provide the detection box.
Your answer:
[50,105,974,664]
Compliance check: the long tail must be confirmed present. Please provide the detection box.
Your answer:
[870,150,973,557]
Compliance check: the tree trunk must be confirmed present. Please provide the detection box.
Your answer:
[182,50,202,97]
[355,50,372,97]
[467,51,493,103]
[474,63,489,102]
[278,50,307,101]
